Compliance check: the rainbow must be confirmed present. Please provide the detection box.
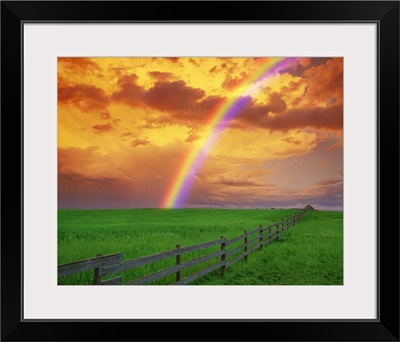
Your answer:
[161,57,297,208]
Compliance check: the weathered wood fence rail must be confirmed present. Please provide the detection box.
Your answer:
[58,205,314,285]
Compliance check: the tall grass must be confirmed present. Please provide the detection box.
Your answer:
[58,209,342,285]
[193,210,343,285]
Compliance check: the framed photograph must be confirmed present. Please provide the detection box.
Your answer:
[1,1,399,341]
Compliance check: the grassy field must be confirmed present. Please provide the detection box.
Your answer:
[58,208,343,285]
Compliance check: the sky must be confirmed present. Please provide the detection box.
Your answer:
[58,57,343,210]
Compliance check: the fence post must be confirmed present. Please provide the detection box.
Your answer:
[220,236,226,276]
[175,244,181,282]
[276,224,279,240]
[259,224,263,250]
[269,226,272,242]
[93,253,104,285]
[244,229,248,261]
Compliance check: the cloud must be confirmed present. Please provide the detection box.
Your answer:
[91,119,120,134]
[58,57,102,74]
[265,92,287,112]
[301,177,343,197]
[209,65,219,74]
[185,129,202,143]
[100,112,111,120]
[164,57,180,63]
[301,58,343,105]
[58,142,191,208]
[148,57,184,67]
[148,71,176,82]
[232,92,287,129]
[58,146,131,184]
[92,122,114,134]
[109,67,125,77]
[121,132,134,137]
[144,80,205,112]
[189,58,200,67]
[273,146,314,157]
[58,84,110,113]
[282,136,302,145]
[188,95,225,118]
[131,139,150,147]
[274,58,343,110]
[222,71,249,90]
[279,57,331,77]
[328,141,343,150]
[186,168,277,206]
[111,75,226,124]
[112,74,145,107]
[239,103,343,132]
[187,173,343,209]
[209,62,228,75]
[210,175,271,188]
[141,116,176,129]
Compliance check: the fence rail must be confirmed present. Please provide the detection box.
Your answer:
[58,205,314,285]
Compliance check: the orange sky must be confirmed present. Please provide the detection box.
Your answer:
[58,57,343,210]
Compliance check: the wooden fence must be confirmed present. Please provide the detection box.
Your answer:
[58,205,314,285]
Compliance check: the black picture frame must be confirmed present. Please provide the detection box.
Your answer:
[1,1,399,341]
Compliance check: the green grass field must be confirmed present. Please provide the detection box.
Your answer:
[58,208,343,285]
